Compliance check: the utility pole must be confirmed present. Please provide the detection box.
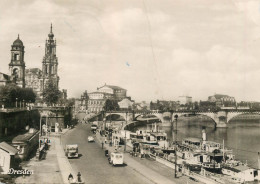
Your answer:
[174,114,178,178]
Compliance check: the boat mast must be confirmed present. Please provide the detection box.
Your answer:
[258,152,260,169]
[223,139,225,163]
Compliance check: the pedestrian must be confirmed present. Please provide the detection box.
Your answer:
[68,173,73,182]
[77,172,82,182]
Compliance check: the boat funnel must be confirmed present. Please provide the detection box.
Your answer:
[202,129,206,142]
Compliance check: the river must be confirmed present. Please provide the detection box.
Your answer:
[132,118,260,169]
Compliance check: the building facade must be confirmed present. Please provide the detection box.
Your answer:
[178,96,192,105]
[88,92,114,113]
[208,94,236,107]
[87,84,128,113]
[97,84,127,100]
[25,68,42,97]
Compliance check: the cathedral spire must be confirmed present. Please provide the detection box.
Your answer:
[48,23,54,39]
[50,23,53,33]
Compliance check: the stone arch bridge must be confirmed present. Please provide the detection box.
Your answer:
[104,110,260,128]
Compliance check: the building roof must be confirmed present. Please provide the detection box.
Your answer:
[25,68,42,74]
[210,94,231,99]
[0,142,18,155]
[98,84,126,91]
[89,91,112,95]
[0,72,10,81]
[12,131,38,143]
[13,35,23,46]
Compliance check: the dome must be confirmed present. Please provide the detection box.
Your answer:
[13,35,23,46]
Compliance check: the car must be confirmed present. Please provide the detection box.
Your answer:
[88,136,95,142]
[91,124,97,130]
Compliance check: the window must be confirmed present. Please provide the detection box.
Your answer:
[14,53,19,60]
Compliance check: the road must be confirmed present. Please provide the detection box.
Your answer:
[62,123,154,184]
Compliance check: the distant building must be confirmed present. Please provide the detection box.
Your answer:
[87,84,130,113]
[88,92,113,113]
[178,96,192,105]
[134,101,150,111]
[150,100,180,111]
[118,98,134,110]
[97,84,127,100]
[208,94,236,107]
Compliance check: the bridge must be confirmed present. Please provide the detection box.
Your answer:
[104,110,260,128]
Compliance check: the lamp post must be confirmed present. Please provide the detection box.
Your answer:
[124,111,128,152]
[174,114,178,178]
[16,98,18,108]
[2,98,6,109]
[39,115,42,148]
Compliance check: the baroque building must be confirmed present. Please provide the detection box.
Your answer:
[1,24,67,101]
[87,84,129,113]
[9,35,26,88]
[40,24,59,91]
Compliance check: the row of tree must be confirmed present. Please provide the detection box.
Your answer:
[0,79,69,107]
[0,84,36,107]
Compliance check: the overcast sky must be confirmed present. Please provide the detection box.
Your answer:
[1,0,260,102]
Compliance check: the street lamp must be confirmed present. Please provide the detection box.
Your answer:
[2,98,6,109]
[16,98,18,108]
[124,111,128,152]
[174,114,178,178]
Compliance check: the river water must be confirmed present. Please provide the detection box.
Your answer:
[133,118,260,169]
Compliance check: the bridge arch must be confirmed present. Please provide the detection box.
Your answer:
[134,113,163,122]
[105,113,127,121]
[171,112,218,127]
[227,111,260,123]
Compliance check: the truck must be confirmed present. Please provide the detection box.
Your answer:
[65,144,79,158]
[108,152,124,166]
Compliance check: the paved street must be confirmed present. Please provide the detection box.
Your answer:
[61,123,154,184]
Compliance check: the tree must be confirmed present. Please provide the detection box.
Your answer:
[104,99,119,111]
[0,84,36,107]
[42,79,61,106]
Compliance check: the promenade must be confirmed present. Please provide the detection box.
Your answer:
[15,131,75,184]
[15,137,64,183]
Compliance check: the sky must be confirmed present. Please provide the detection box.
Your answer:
[1,0,260,102]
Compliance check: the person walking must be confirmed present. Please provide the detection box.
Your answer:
[77,172,82,182]
[68,173,73,183]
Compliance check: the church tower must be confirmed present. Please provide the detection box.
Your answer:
[9,35,25,88]
[41,24,59,91]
